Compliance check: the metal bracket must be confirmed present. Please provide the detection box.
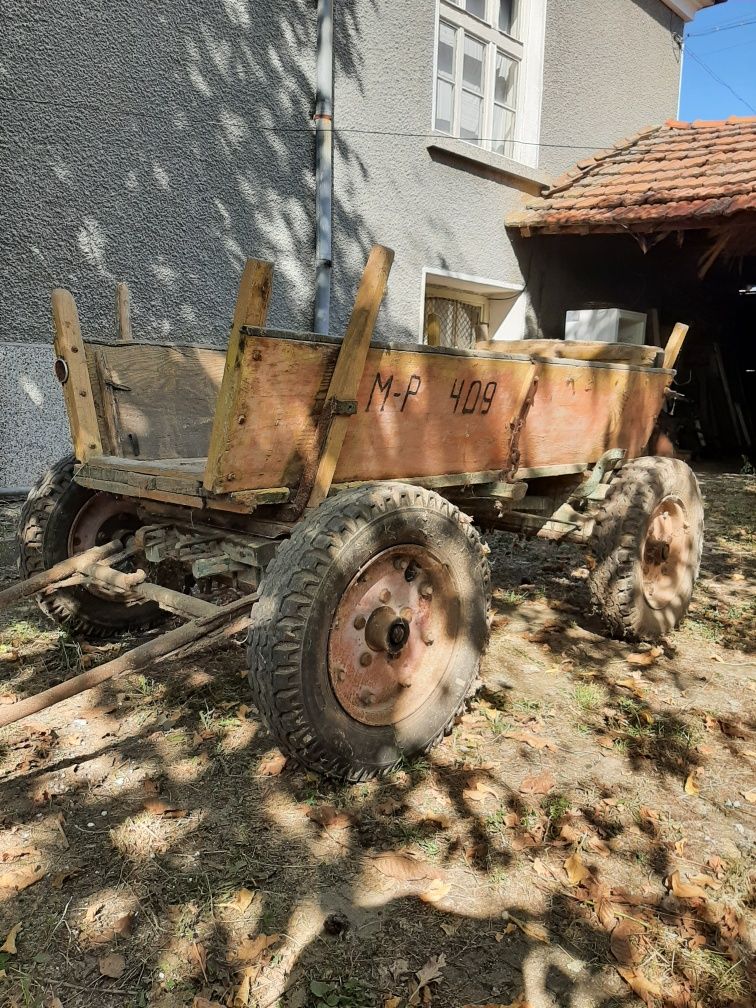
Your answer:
[329,398,358,416]
[570,447,626,501]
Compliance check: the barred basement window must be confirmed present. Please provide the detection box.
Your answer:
[424,294,484,349]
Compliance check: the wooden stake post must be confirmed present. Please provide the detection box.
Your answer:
[203,260,274,492]
[306,244,394,509]
[663,322,690,372]
[51,289,103,462]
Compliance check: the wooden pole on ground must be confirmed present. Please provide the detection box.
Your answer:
[0,594,257,730]
[0,541,121,612]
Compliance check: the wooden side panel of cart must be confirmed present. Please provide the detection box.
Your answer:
[78,333,671,497]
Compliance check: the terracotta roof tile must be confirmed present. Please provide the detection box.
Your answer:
[508,118,756,232]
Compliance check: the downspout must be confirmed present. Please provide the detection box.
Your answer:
[314,0,334,335]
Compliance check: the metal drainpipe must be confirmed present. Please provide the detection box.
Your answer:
[313,0,334,335]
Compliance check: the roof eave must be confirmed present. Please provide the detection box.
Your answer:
[661,0,725,23]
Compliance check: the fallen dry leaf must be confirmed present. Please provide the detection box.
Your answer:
[98,953,125,978]
[616,966,663,1005]
[193,998,225,1008]
[224,888,256,913]
[519,771,555,795]
[742,789,756,803]
[258,751,286,776]
[375,797,404,815]
[667,870,708,901]
[1,923,21,954]
[114,913,134,937]
[306,804,352,830]
[505,729,558,751]
[684,771,701,796]
[414,952,446,988]
[421,812,451,829]
[237,704,252,719]
[235,933,280,962]
[564,852,591,886]
[462,780,499,802]
[143,798,189,818]
[384,999,402,1008]
[626,651,657,667]
[371,852,445,882]
[0,863,46,893]
[419,878,452,904]
[610,918,645,965]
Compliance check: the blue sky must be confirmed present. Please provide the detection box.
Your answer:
[680,1,756,119]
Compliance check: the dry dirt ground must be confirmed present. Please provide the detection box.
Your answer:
[0,472,753,1008]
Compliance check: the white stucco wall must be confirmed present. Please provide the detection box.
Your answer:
[1,0,683,488]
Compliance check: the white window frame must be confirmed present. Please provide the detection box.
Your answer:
[432,0,546,169]
[418,268,524,344]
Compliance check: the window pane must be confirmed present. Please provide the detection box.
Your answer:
[435,77,455,133]
[460,90,483,142]
[462,35,485,92]
[492,103,516,155]
[498,0,515,34]
[464,0,486,19]
[438,21,456,76]
[494,51,517,105]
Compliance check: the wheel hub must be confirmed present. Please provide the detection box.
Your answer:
[641,498,689,610]
[328,545,459,727]
[67,493,143,601]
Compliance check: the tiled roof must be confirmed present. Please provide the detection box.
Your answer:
[507,117,756,234]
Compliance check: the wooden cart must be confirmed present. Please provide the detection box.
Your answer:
[0,247,704,780]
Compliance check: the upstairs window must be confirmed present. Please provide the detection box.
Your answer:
[434,0,544,166]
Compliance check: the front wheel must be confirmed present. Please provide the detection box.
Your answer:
[588,457,704,641]
[247,482,491,781]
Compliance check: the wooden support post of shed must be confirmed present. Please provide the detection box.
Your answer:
[116,282,133,342]
[306,244,394,509]
[51,289,103,462]
[203,260,274,493]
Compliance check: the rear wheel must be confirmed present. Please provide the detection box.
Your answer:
[247,482,490,781]
[18,455,163,636]
[588,457,704,641]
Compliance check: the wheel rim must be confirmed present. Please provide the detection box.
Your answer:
[641,498,689,610]
[67,493,143,602]
[67,493,141,555]
[328,545,460,727]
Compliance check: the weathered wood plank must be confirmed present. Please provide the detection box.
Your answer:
[116,282,133,342]
[51,289,103,461]
[662,322,690,372]
[306,244,395,509]
[84,343,226,458]
[204,260,274,492]
[477,339,662,367]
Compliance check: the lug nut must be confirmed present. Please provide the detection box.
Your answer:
[393,557,407,571]
[353,615,366,630]
[419,583,434,599]
[397,673,413,688]
[379,588,392,603]
[359,652,373,667]
[358,686,375,706]
[422,632,435,646]
[400,606,413,622]
[334,667,346,682]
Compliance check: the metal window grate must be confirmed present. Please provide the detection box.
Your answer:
[424,296,481,349]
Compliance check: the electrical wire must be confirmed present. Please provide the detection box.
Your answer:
[688,15,756,37]
[0,93,620,149]
[684,48,756,115]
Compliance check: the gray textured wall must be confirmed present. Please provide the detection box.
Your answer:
[1,0,682,487]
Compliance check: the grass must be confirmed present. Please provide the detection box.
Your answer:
[574,683,607,711]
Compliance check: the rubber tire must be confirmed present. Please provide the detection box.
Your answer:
[588,456,704,641]
[247,482,491,782]
[18,455,162,637]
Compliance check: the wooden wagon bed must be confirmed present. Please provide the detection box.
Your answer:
[52,248,678,521]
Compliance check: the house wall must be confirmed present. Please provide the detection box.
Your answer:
[2,0,682,488]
